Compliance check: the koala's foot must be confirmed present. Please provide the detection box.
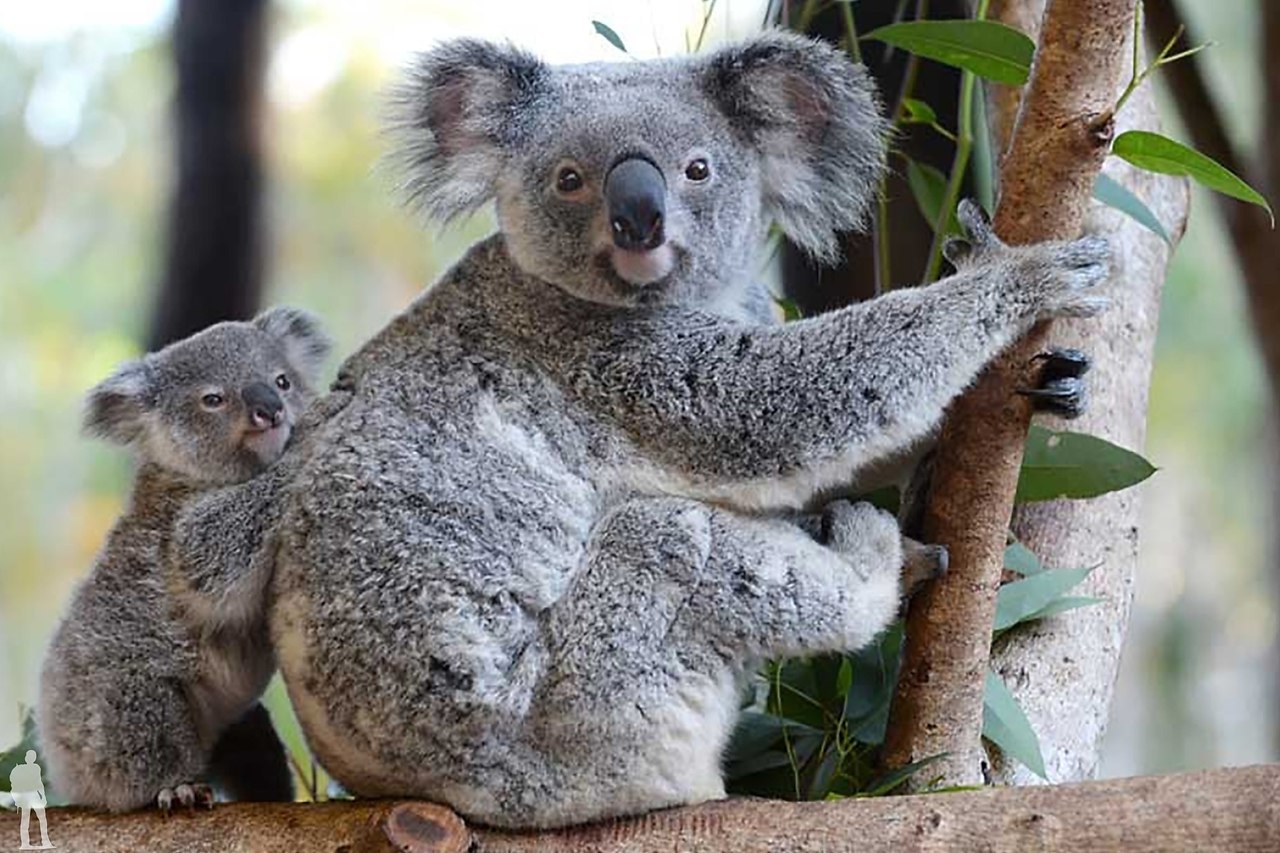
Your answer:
[156,782,214,815]
[901,537,948,597]
[1018,347,1091,419]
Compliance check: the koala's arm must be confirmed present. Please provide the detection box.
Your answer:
[584,216,1108,509]
[168,466,289,627]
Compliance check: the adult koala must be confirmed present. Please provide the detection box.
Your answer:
[188,33,1108,828]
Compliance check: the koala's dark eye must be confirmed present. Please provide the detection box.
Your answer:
[684,159,711,182]
[275,373,291,391]
[555,167,584,194]
[201,393,225,409]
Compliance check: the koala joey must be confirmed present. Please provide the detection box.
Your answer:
[170,33,1110,828]
[37,307,331,812]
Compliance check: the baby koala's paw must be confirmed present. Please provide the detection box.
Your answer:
[900,537,948,598]
[156,782,214,815]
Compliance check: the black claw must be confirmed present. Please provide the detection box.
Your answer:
[1033,347,1090,380]
[1019,376,1087,419]
[929,545,949,579]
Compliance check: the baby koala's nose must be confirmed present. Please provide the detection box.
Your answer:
[241,381,284,429]
[605,157,666,251]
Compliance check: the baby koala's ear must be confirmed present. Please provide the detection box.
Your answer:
[254,306,333,384]
[388,39,551,222]
[700,30,889,264]
[83,359,152,445]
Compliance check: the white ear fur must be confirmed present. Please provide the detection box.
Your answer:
[83,359,153,445]
[253,307,332,383]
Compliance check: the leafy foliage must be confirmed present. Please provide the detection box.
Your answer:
[1017,426,1157,502]
[864,20,1034,85]
[1112,131,1274,224]
[1093,172,1171,245]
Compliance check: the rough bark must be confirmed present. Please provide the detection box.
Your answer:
[882,0,1137,786]
[983,0,1045,154]
[992,85,1189,784]
[146,0,267,350]
[8,766,1278,853]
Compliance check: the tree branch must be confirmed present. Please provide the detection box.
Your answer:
[882,0,1136,787]
[10,766,1279,852]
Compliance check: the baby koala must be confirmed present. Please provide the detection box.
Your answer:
[37,307,330,812]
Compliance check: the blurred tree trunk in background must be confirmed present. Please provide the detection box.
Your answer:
[147,0,267,350]
[1144,0,1280,757]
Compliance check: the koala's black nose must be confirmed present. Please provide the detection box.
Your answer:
[242,382,284,429]
[605,157,666,251]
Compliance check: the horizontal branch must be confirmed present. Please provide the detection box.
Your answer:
[6,765,1279,852]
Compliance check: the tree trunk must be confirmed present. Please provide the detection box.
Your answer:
[147,0,268,350]
[882,0,1139,787]
[10,765,1278,853]
[992,83,1189,785]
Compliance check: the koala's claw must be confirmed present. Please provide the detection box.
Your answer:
[1018,347,1091,419]
[902,538,948,597]
[156,782,214,815]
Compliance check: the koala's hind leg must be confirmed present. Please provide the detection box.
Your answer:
[39,669,208,812]
[207,702,294,802]
[527,497,907,825]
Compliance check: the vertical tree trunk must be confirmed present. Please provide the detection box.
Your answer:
[883,0,1140,787]
[147,0,268,350]
[991,84,1188,786]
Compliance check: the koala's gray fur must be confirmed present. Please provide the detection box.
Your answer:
[177,32,1108,828]
[37,307,330,812]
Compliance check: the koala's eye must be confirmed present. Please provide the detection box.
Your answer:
[684,159,711,182]
[555,167,584,194]
[201,393,225,409]
[275,373,291,391]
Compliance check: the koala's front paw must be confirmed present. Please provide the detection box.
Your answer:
[156,782,214,815]
[820,499,903,583]
[947,199,1112,324]
[901,537,948,597]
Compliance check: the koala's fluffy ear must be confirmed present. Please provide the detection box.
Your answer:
[83,360,152,445]
[254,306,333,383]
[701,31,889,263]
[389,39,550,222]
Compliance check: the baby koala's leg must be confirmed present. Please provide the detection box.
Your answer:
[40,669,209,812]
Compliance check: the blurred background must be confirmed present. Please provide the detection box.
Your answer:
[0,0,1272,782]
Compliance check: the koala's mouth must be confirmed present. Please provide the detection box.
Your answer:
[241,421,292,464]
[594,245,688,301]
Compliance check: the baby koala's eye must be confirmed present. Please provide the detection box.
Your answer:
[684,158,711,182]
[201,392,225,409]
[555,167,584,194]
[275,373,291,391]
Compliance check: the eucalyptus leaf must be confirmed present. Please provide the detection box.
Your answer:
[1022,595,1103,623]
[900,97,939,125]
[865,20,1034,85]
[1093,172,1171,244]
[858,753,947,797]
[982,671,1047,779]
[1016,426,1156,502]
[906,160,961,236]
[1112,131,1274,225]
[1004,541,1043,576]
[591,20,628,54]
[993,566,1094,631]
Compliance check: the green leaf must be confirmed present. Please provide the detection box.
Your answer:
[775,296,803,322]
[865,20,1034,85]
[982,671,1047,779]
[857,753,947,797]
[591,20,628,54]
[900,97,938,125]
[1004,541,1043,576]
[1016,426,1156,502]
[1093,172,1172,244]
[993,566,1094,631]
[1022,595,1103,623]
[906,160,961,236]
[1112,131,1274,225]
